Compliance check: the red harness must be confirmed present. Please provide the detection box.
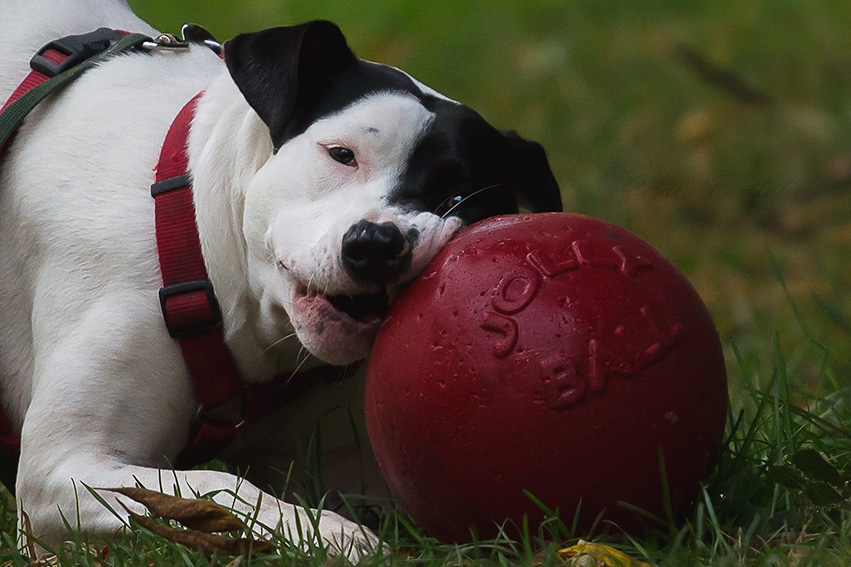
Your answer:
[0,29,356,473]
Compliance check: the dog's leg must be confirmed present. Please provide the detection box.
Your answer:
[18,294,380,558]
[17,459,379,558]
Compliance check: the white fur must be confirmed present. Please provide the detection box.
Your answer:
[0,0,466,557]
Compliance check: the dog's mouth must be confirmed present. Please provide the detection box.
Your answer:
[288,284,393,365]
[325,289,391,323]
[294,284,392,326]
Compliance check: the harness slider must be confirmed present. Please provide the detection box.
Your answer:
[30,27,126,78]
[158,279,223,339]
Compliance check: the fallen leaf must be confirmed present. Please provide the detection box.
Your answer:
[804,482,844,507]
[790,448,845,487]
[21,510,36,560]
[556,540,651,567]
[768,464,807,490]
[128,511,273,556]
[106,487,246,532]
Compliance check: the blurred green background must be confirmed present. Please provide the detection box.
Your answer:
[129,0,851,394]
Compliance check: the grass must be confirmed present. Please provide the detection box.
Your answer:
[3,0,851,565]
[2,343,850,566]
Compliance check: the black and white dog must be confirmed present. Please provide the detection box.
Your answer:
[0,0,560,556]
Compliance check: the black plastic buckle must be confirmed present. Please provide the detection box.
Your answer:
[30,27,125,78]
[158,279,223,339]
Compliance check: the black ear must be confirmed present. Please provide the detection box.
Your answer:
[503,131,563,213]
[224,21,357,149]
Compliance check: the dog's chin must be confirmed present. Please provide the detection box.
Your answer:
[289,285,390,366]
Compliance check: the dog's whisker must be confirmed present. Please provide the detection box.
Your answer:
[261,332,299,356]
[439,183,507,219]
[286,347,312,382]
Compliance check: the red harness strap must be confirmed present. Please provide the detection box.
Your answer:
[153,95,359,468]
[0,49,64,112]
[152,94,244,466]
[0,48,70,163]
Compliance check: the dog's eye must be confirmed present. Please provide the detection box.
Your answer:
[435,194,465,217]
[328,146,356,166]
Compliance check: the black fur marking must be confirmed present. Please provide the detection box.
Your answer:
[277,60,426,146]
[225,21,358,150]
[391,97,563,222]
[226,23,562,216]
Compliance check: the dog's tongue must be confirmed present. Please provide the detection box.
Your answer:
[327,290,390,323]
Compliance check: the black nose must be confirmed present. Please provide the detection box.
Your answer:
[341,220,413,286]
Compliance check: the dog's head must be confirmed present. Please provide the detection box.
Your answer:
[224,21,562,365]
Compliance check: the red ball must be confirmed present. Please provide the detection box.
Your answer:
[365,213,728,542]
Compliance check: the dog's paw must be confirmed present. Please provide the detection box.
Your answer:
[254,503,385,562]
[313,509,386,561]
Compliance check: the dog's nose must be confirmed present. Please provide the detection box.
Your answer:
[341,220,412,286]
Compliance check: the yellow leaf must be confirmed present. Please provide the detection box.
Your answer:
[556,540,651,567]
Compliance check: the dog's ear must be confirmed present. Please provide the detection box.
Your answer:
[502,131,563,213]
[224,21,357,149]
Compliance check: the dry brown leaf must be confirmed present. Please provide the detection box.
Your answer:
[21,510,36,560]
[106,487,246,533]
[128,511,273,557]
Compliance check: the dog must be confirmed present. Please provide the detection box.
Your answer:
[0,0,561,557]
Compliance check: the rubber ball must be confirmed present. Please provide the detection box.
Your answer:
[364,213,728,542]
